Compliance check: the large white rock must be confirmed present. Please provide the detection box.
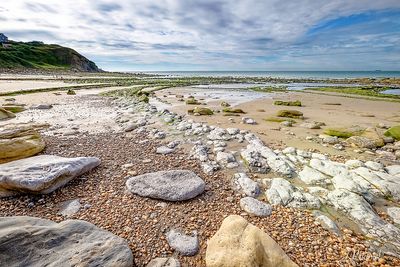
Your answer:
[385,165,400,176]
[256,144,295,176]
[240,148,270,173]
[345,159,365,169]
[266,178,320,209]
[243,137,295,176]
[207,128,231,141]
[309,158,347,177]
[126,170,205,201]
[365,161,384,171]
[216,152,236,165]
[312,211,341,235]
[352,167,400,200]
[327,189,400,256]
[226,128,240,135]
[331,171,370,194]
[266,178,294,206]
[298,166,329,185]
[0,216,133,266]
[0,155,100,197]
[190,144,209,162]
[232,173,260,197]
[387,207,400,224]
[287,191,321,209]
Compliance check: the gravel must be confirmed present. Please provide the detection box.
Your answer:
[0,133,399,267]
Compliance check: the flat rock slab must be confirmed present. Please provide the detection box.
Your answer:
[0,216,133,267]
[126,170,205,201]
[0,155,100,197]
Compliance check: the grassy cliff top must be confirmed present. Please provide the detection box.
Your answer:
[0,41,100,72]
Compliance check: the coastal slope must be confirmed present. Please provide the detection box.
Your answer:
[0,41,100,72]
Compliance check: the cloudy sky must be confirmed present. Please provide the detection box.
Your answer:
[1,0,400,71]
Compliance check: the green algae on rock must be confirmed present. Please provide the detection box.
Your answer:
[274,100,302,107]
[67,89,76,95]
[324,126,365,138]
[186,98,201,105]
[276,110,303,119]
[222,108,245,114]
[264,117,296,123]
[188,107,214,115]
[385,126,400,140]
[1,106,25,113]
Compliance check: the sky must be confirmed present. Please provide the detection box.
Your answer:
[1,0,400,71]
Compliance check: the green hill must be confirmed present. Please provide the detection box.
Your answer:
[0,41,100,72]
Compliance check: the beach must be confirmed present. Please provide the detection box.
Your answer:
[1,72,400,266]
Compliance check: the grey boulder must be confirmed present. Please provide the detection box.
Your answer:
[126,170,205,201]
[0,155,100,197]
[240,197,272,217]
[166,229,199,256]
[0,216,133,267]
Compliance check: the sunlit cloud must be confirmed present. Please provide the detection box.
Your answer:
[0,0,399,71]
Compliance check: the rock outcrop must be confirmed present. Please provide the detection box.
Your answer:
[0,155,100,197]
[205,215,297,267]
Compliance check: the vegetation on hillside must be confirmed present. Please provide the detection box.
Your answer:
[0,41,99,71]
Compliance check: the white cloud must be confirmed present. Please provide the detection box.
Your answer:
[0,0,400,70]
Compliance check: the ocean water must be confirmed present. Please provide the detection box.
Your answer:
[192,82,358,90]
[146,71,400,79]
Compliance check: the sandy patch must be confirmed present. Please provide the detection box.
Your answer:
[154,87,400,160]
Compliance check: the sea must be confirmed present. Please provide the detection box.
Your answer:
[144,71,400,79]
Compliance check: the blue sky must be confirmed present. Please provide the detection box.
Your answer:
[1,0,400,71]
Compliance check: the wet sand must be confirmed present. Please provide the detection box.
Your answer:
[154,87,400,160]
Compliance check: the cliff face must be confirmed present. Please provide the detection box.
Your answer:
[0,41,100,72]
